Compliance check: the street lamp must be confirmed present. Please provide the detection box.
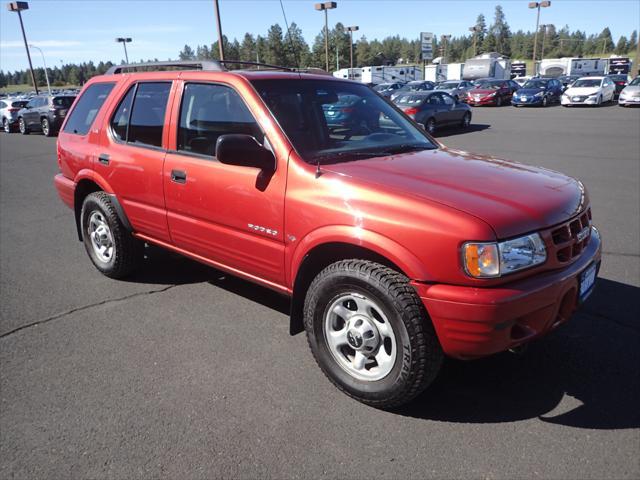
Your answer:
[346,25,359,77]
[315,2,337,72]
[29,44,51,95]
[115,37,132,64]
[6,2,39,94]
[469,25,482,57]
[529,1,551,69]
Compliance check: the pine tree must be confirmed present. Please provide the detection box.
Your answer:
[178,45,195,61]
[615,36,629,55]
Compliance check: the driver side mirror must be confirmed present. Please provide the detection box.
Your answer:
[215,134,276,172]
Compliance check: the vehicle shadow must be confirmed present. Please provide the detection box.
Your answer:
[125,245,291,315]
[435,123,491,138]
[395,278,640,430]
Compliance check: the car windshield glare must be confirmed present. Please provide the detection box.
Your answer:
[373,84,392,92]
[436,83,458,90]
[573,79,601,88]
[252,79,437,164]
[476,81,501,89]
[395,94,426,104]
[629,78,640,86]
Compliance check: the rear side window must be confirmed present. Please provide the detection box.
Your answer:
[128,83,171,147]
[177,83,262,157]
[63,83,115,135]
[53,96,75,108]
[110,86,135,141]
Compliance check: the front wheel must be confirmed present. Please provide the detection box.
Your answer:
[303,260,443,409]
[81,192,143,279]
[3,118,12,133]
[41,118,53,137]
[496,96,503,107]
[18,117,29,135]
[425,117,436,135]
[542,96,548,107]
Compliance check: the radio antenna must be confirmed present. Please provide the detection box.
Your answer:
[279,0,302,73]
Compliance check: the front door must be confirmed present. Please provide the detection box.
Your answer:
[163,81,287,286]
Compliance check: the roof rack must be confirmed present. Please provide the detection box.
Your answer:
[218,60,294,71]
[105,60,223,75]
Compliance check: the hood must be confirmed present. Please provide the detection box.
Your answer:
[516,87,545,95]
[621,85,640,94]
[469,88,498,96]
[565,86,601,96]
[323,148,586,239]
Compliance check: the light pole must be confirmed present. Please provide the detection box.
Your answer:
[6,2,38,94]
[540,25,548,61]
[315,2,337,72]
[440,35,451,64]
[115,37,132,63]
[213,0,224,60]
[529,1,551,70]
[469,25,481,57]
[347,25,359,78]
[29,44,51,95]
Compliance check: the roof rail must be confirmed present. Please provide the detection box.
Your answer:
[105,60,223,75]
[218,60,294,71]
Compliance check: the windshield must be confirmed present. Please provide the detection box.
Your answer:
[572,79,602,88]
[435,82,459,90]
[474,80,503,89]
[373,84,393,92]
[629,77,640,86]
[522,80,548,89]
[609,75,626,82]
[252,79,437,164]
[395,94,427,105]
[53,96,75,107]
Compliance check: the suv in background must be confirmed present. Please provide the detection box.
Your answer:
[18,94,76,136]
[54,61,601,409]
[0,98,29,133]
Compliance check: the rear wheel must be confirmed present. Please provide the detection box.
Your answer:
[425,117,436,135]
[18,117,29,135]
[81,192,143,279]
[460,112,471,128]
[542,96,548,107]
[2,118,12,133]
[496,96,503,107]
[303,260,443,409]
[41,118,53,137]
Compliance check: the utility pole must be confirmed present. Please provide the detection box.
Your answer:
[6,2,39,94]
[29,44,51,95]
[115,37,132,63]
[440,35,451,64]
[213,0,224,60]
[315,2,337,72]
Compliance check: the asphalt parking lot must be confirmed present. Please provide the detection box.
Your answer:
[1,104,639,479]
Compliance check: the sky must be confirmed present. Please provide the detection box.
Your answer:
[1,0,638,72]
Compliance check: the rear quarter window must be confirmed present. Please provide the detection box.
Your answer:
[63,83,115,135]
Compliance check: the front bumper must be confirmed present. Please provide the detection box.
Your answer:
[466,96,498,106]
[561,95,600,106]
[413,227,602,359]
[512,96,544,106]
[618,96,640,106]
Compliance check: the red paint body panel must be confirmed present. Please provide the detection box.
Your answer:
[54,69,603,359]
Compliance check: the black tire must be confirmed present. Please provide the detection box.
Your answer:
[542,96,548,107]
[303,260,443,409]
[18,117,29,135]
[460,111,471,129]
[81,192,143,279]
[41,117,54,137]
[425,117,436,135]
[496,96,503,107]
[2,118,12,133]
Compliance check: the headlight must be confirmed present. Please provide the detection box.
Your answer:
[534,91,545,97]
[463,233,547,278]
[488,92,496,97]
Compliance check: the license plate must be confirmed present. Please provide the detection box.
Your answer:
[474,96,481,100]
[521,96,527,101]
[579,263,597,302]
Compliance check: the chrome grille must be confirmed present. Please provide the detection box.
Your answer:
[550,208,592,263]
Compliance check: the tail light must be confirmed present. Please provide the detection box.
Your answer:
[8,108,19,112]
[341,107,355,113]
[403,107,419,115]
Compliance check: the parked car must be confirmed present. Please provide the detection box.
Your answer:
[511,77,564,107]
[389,80,435,101]
[557,74,582,90]
[322,93,379,133]
[561,76,616,106]
[607,74,629,98]
[18,94,76,136]
[465,79,519,106]
[433,80,475,100]
[392,90,471,134]
[618,76,640,106]
[53,60,601,409]
[0,99,29,133]
[372,82,404,98]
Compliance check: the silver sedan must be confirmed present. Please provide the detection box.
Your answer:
[434,80,475,100]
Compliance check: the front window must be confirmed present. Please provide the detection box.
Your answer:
[435,82,459,90]
[572,79,602,88]
[373,84,393,92]
[252,79,437,164]
[523,80,548,89]
[629,77,640,86]
[474,80,504,89]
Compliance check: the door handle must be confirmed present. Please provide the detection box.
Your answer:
[98,153,110,165]
[171,169,187,184]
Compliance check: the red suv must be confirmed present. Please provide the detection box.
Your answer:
[54,61,601,408]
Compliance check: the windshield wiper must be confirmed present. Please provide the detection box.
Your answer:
[313,144,435,166]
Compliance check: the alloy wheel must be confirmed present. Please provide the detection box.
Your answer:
[87,211,115,263]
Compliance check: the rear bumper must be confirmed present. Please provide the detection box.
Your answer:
[54,173,75,209]
[413,227,602,359]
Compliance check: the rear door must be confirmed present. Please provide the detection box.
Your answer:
[163,80,287,286]
[438,93,458,124]
[93,81,174,242]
